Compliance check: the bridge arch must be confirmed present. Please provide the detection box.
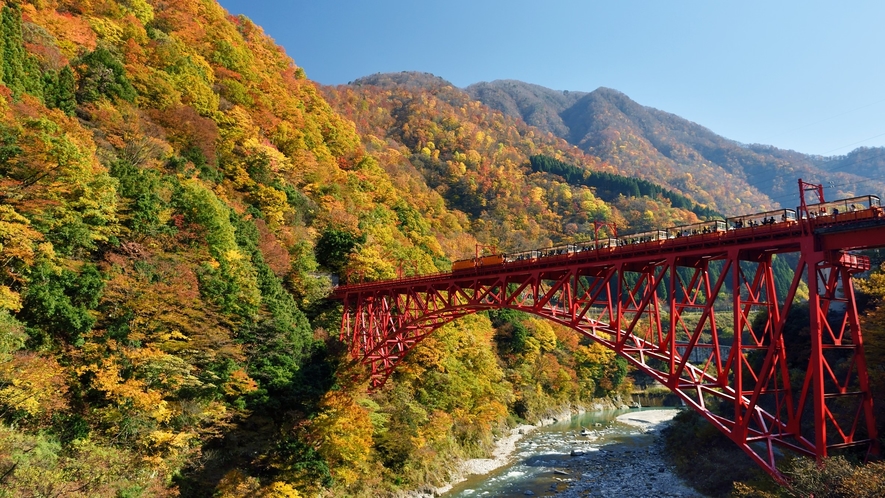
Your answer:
[336,226,880,482]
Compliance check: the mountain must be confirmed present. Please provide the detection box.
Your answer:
[349,70,453,89]
[3,1,883,496]
[325,72,708,249]
[813,146,885,181]
[465,79,586,138]
[0,5,640,498]
[468,80,885,214]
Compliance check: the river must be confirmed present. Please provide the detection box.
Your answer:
[442,408,702,497]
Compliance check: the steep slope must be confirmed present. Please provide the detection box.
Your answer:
[0,1,473,495]
[0,4,663,498]
[470,81,885,214]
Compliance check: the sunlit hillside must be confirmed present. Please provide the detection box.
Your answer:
[0,1,651,496]
[469,80,885,213]
[3,1,885,497]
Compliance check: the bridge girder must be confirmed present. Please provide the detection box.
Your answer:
[338,241,878,483]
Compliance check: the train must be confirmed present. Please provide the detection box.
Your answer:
[451,194,882,272]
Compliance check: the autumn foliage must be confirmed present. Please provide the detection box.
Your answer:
[0,1,698,497]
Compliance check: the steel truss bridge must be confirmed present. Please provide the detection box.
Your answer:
[332,187,885,482]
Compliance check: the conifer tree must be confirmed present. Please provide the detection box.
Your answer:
[75,47,137,103]
[55,66,77,115]
[1,4,27,97]
[0,4,43,100]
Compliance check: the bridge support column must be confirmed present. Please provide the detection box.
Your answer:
[804,246,879,461]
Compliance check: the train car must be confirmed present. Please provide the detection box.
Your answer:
[505,238,620,265]
[801,195,881,223]
[506,249,542,263]
[726,208,797,230]
[573,238,618,252]
[541,244,580,258]
[451,254,506,272]
[451,258,477,272]
[618,229,669,246]
[667,220,727,239]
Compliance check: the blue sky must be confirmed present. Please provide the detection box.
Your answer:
[217,1,885,157]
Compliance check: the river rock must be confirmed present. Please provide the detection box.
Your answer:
[553,438,704,497]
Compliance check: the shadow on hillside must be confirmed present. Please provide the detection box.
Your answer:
[175,342,341,497]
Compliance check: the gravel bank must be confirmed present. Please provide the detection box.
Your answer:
[418,405,607,497]
[548,409,703,497]
[411,408,701,498]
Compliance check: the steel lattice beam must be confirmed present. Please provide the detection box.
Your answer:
[335,221,882,483]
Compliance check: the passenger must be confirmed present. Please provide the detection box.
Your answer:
[833,208,839,215]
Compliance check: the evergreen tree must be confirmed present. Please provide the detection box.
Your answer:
[75,47,137,103]
[0,4,44,100]
[54,66,77,115]
[1,4,28,97]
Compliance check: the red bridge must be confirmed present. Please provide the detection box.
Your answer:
[332,181,884,481]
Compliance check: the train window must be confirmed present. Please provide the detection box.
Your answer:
[668,220,726,238]
[727,209,796,228]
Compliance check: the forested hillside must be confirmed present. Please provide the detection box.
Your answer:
[470,80,885,214]
[0,2,662,496]
[465,79,586,139]
[3,1,884,497]
[326,72,705,247]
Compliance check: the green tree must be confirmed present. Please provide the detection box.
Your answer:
[46,66,77,115]
[20,263,105,345]
[0,4,43,100]
[315,227,363,274]
[75,48,137,104]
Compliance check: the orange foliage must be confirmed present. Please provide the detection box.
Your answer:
[309,389,376,488]
[0,352,68,419]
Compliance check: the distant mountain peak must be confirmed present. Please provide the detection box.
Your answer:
[349,71,454,90]
[467,79,885,213]
[465,80,587,138]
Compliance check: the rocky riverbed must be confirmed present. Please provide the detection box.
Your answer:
[438,409,704,497]
[546,411,702,497]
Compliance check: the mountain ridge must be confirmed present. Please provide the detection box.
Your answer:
[462,78,885,213]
